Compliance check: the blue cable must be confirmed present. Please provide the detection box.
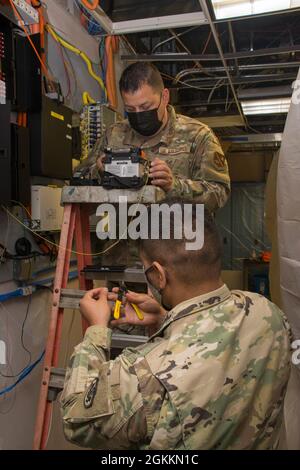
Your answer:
[0,350,45,396]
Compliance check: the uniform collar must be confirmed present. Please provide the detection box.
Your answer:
[149,284,231,340]
[123,105,177,148]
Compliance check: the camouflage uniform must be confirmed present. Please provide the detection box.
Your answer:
[86,105,230,212]
[61,285,291,450]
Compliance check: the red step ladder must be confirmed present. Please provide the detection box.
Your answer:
[33,203,93,450]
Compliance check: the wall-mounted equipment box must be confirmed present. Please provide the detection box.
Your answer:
[31,185,64,231]
[29,96,73,179]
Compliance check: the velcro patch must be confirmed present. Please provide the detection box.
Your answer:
[84,378,99,409]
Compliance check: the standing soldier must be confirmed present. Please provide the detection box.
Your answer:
[89,61,230,212]
[82,62,231,267]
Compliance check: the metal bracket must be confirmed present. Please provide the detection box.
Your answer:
[48,367,66,402]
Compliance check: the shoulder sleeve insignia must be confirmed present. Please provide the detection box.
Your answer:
[84,377,99,409]
[214,153,226,168]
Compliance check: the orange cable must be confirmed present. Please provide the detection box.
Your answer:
[81,0,99,10]
[105,36,118,109]
[29,1,46,64]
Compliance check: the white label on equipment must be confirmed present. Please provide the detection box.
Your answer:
[0,340,6,365]
[106,161,139,177]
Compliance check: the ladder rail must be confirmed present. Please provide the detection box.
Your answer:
[33,186,164,450]
[33,204,75,450]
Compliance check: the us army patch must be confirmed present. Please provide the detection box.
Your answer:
[214,153,226,168]
[84,378,99,409]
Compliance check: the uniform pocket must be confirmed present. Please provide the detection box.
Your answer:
[63,363,114,423]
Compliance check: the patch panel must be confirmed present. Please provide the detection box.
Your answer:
[13,0,39,25]
[0,31,6,103]
[80,103,104,161]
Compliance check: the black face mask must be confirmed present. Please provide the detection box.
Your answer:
[144,264,172,311]
[127,95,163,136]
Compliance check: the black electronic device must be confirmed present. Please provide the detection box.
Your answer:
[0,15,14,104]
[102,147,149,189]
[0,16,41,109]
[70,164,99,186]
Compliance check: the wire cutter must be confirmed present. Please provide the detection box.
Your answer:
[113,284,144,321]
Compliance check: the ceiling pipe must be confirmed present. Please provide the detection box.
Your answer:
[173,62,300,81]
[168,29,209,75]
[179,72,296,86]
[121,44,300,61]
[151,26,199,53]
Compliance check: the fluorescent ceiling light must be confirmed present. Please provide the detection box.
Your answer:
[241,97,291,115]
[211,0,300,19]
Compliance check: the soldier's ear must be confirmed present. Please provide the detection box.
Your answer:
[152,261,167,290]
[162,88,170,106]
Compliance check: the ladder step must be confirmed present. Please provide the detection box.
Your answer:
[59,288,86,309]
[111,332,148,349]
[48,367,66,402]
[83,267,146,283]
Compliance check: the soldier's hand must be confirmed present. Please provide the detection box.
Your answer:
[79,288,111,327]
[96,153,106,173]
[150,158,174,192]
[110,290,166,332]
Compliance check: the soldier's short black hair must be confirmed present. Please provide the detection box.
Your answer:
[138,199,222,285]
[119,62,164,95]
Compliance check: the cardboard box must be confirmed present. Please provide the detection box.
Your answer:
[221,270,243,290]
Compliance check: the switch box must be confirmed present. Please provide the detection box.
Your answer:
[30,185,64,231]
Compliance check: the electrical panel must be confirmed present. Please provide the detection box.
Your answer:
[11,124,31,203]
[30,185,64,231]
[0,102,11,203]
[29,96,73,179]
[80,103,117,161]
[0,102,31,204]
[15,33,41,111]
[0,15,13,104]
[0,16,41,109]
